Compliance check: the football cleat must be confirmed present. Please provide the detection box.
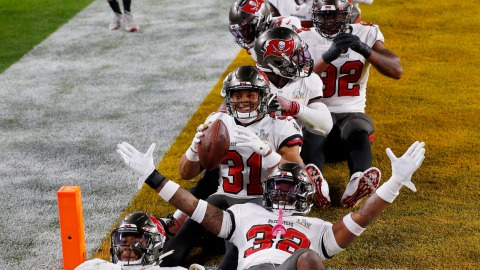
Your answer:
[109,12,122,30]
[123,11,138,32]
[341,167,381,208]
[160,214,184,239]
[305,163,331,208]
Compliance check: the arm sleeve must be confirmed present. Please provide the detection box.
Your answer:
[296,102,333,136]
[318,224,345,260]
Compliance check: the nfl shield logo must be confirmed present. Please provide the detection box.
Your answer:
[296,6,300,11]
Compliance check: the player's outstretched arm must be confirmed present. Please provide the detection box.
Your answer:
[117,142,227,237]
[331,141,426,248]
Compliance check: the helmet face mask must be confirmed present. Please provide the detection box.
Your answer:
[110,212,166,267]
[262,162,315,215]
[255,28,314,79]
[229,0,271,49]
[311,0,352,39]
[221,66,271,123]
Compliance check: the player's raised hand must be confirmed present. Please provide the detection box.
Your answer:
[322,40,343,64]
[334,32,372,59]
[386,141,426,192]
[116,141,156,189]
[233,126,271,156]
[267,93,280,114]
[276,96,301,116]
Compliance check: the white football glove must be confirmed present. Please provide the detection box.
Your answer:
[116,141,156,189]
[386,141,426,192]
[186,120,212,161]
[233,126,271,156]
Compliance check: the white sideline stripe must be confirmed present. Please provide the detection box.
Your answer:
[0,0,239,268]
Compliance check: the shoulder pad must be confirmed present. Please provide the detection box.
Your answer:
[303,73,322,92]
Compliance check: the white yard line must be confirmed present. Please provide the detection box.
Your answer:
[0,0,239,268]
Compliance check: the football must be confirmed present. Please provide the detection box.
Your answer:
[197,119,230,171]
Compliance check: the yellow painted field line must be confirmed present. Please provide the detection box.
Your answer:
[93,49,255,260]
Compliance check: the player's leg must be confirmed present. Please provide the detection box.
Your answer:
[107,0,122,30]
[300,129,326,171]
[122,0,138,31]
[161,168,220,237]
[274,249,325,270]
[303,118,344,208]
[339,113,380,208]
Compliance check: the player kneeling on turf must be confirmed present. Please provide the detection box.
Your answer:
[116,140,425,269]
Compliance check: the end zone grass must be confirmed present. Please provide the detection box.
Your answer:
[97,1,480,269]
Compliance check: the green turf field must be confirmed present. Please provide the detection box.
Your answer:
[0,0,96,73]
[2,0,479,269]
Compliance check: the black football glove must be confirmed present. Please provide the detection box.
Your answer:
[322,41,343,64]
[334,33,372,59]
[267,94,281,114]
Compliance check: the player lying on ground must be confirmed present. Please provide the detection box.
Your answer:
[117,140,425,269]
[74,212,204,270]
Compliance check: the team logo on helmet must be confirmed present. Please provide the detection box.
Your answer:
[147,214,166,236]
[258,70,270,84]
[263,37,295,58]
[241,0,264,14]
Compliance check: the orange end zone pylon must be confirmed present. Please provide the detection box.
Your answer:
[58,186,87,270]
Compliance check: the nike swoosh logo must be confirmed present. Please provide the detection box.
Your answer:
[286,20,291,25]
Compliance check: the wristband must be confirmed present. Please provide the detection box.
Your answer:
[186,147,199,162]
[375,177,401,203]
[263,151,281,168]
[191,199,208,224]
[158,180,180,202]
[144,169,166,190]
[343,213,365,236]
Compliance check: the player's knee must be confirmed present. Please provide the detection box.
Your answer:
[340,116,374,142]
[296,250,325,270]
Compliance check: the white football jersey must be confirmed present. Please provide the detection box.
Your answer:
[74,258,187,270]
[269,0,313,28]
[227,203,343,270]
[267,73,323,129]
[298,23,385,113]
[247,16,302,62]
[205,111,303,199]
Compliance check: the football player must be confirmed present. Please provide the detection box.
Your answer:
[269,0,374,28]
[229,0,303,60]
[252,27,333,208]
[73,212,199,270]
[107,0,138,32]
[117,138,425,270]
[121,65,304,269]
[295,0,403,208]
